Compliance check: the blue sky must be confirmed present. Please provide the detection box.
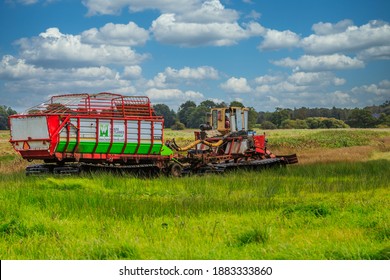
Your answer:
[0,0,389,112]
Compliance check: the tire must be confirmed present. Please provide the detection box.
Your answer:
[169,163,182,177]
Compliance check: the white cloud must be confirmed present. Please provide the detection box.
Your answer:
[82,0,125,15]
[302,20,390,55]
[16,27,147,68]
[246,10,261,20]
[0,55,44,79]
[82,0,199,16]
[260,29,300,50]
[176,0,239,23]
[2,2,389,113]
[0,55,121,82]
[146,66,219,89]
[69,67,119,80]
[0,56,119,84]
[288,72,345,86]
[267,96,279,104]
[357,46,390,61]
[81,22,149,46]
[82,0,264,47]
[151,13,264,46]
[272,54,365,71]
[143,88,205,110]
[220,77,251,93]
[248,70,353,110]
[8,0,57,4]
[312,19,354,35]
[115,86,138,94]
[252,89,359,110]
[164,66,219,80]
[8,0,39,5]
[328,91,358,106]
[81,0,238,21]
[255,72,316,94]
[250,76,390,111]
[254,74,284,85]
[272,81,308,93]
[122,65,143,79]
[254,84,271,94]
[331,80,390,107]
[145,88,204,102]
[0,54,141,108]
[351,80,390,97]
[379,80,390,88]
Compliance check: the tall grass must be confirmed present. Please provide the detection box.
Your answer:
[0,160,389,259]
[265,129,390,149]
[1,129,389,259]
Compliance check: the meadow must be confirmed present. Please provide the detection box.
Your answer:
[0,129,389,260]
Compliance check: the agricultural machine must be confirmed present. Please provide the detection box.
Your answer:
[8,93,297,176]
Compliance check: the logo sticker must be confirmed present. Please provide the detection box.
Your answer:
[99,123,110,140]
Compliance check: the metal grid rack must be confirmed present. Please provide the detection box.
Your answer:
[25,92,157,118]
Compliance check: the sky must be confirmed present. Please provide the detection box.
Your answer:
[0,0,390,113]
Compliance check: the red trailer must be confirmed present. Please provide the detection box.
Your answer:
[9,93,174,174]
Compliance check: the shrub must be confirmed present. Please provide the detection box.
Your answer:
[261,121,277,130]
[280,119,308,129]
[306,117,349,129]
[171,121,186,130]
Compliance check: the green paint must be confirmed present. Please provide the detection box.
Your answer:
[160,145,174,156]
[56,140,163,155]
[57,141,77,153]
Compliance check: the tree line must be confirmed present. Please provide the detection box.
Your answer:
[154,100,390,130]
[1,100,389,130]
[153,100,258,130]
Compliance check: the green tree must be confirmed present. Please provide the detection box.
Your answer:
[153,104,176,128]
[248,107,258,130]
[379,100,390,115]
[292,107,309,120]
[200,100,217,109]
[187,105,209,128]
[0,105,17,130]
[347,109,378,128]
[230,101,244,107]
[377,113,390,127]
[215,101,228,107]
[177,101,197,128]
[270,108,292,128]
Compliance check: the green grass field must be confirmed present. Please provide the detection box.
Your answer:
[0,129,389,259]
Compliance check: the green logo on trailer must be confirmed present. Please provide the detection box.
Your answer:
[99,124,109,138]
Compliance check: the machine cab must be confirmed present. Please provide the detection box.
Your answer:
[207,107,249,135]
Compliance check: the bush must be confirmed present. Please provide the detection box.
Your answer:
[280,119,308,129]
[306,117,349,129]
[261,121,277,130]
[171,121,186,130]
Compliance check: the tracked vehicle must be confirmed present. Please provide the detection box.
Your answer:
[9,93,297,176]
